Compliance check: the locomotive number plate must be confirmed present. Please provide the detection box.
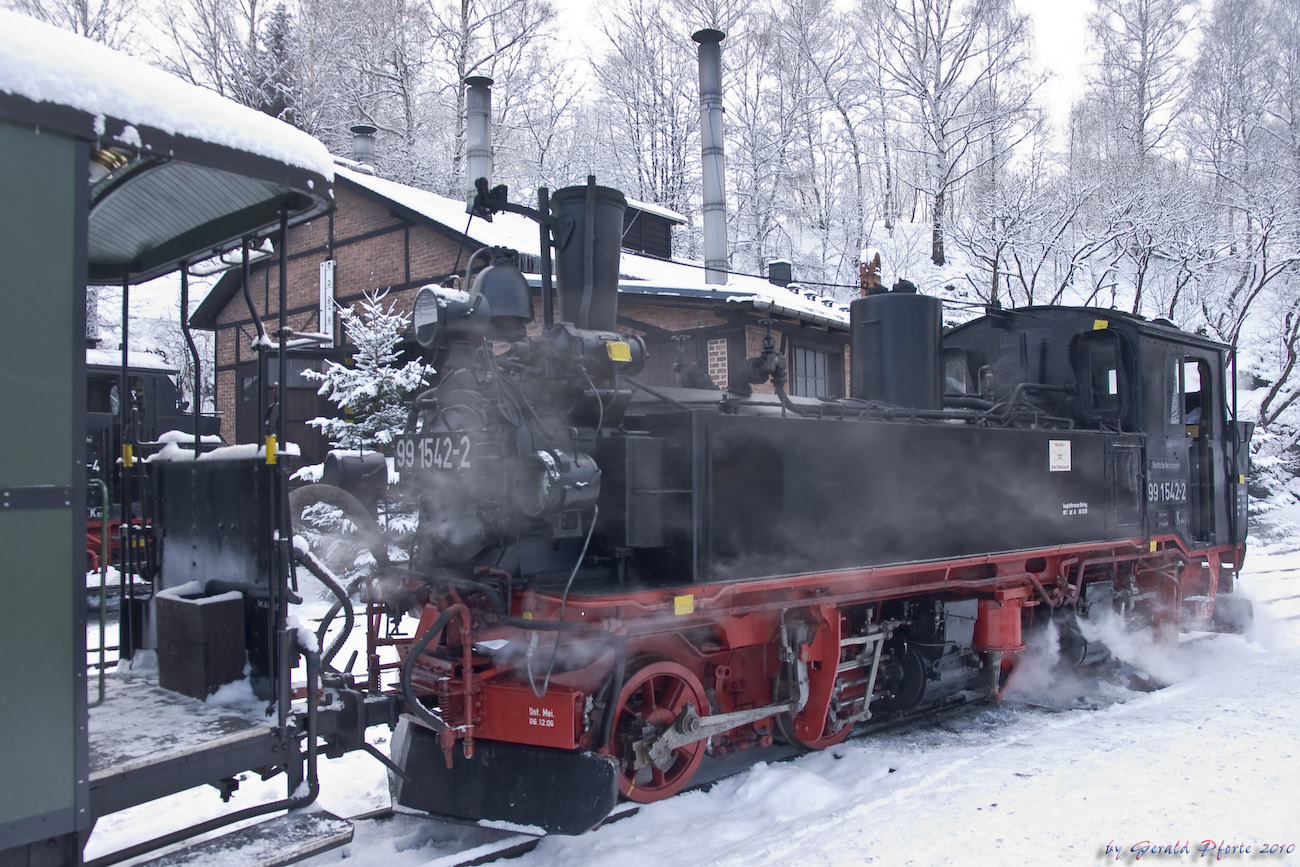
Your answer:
[394,433,473,472]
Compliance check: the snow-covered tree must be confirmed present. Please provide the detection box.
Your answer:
[257,1,297,124]
[872,0,1042,266]
[1086,0,1196,165]
[7,0,139,51]
[304,290,428,452]
[592,0,700,214]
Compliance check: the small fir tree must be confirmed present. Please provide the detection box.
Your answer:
[304,290,428,451]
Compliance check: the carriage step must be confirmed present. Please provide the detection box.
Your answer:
[134,809,353,867]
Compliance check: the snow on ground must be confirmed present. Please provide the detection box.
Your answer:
[85,545,1300,866]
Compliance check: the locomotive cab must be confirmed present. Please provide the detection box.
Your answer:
[944,309,1251,554]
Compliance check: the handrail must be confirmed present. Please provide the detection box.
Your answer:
[88,478,111,708]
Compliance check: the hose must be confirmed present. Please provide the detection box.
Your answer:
[597,638,627,750]
[292,544,354,670]
[492,614,606,632]
[399,608,455,733]
[404,387,439,433]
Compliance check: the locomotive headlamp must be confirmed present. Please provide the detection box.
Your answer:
[517,450,600,519]
[412,284,489,353]
[413,285,440,347]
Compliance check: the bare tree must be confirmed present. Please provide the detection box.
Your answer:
[429,0,556,195]
[591,0,699,213]
[721,13,791,274]
[775,0,871,268]
[1086,0,1196,165]
[7,0,138,51]
[159,0,264,108]
[873,0,1042,265]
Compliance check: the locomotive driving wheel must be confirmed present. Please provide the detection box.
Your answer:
[606,658,709,802]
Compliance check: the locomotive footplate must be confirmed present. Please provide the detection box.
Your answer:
[390,718,619,835]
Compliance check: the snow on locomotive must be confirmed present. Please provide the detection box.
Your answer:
[365,180,1252,834]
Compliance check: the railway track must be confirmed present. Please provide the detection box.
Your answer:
[338,629,1269,867]
[164,605,1300,867]
[319,693,1004,867]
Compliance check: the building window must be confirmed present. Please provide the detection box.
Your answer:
[792,346,831,398]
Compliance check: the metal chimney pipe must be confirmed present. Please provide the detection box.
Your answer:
[693,28,728,286]
[465,75,494,211]
[350,123,377,165]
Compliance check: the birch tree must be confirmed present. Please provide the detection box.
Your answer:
[1086,0,1196,165]
[7,0,138,49]
[873,0,1041,266]
[591,0,699,213]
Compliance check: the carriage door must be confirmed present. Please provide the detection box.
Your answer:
[1181,355,1216,544]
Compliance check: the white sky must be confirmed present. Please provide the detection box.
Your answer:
[1020,0,1093,122]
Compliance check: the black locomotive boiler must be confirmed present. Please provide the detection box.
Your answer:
[366,181,1250,835]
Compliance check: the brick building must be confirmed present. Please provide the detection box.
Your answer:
[190,163,851,462]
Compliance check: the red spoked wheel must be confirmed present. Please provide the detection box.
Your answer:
[776,706,856,750]
[606,659,709,802]
[774,678,856,751]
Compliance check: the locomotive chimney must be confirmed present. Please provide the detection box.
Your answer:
[550,177,627,332]
[350,123,377,165]
[465,75,494,212]
[693,28,728,286]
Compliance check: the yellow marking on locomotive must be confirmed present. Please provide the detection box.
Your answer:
[1093,319,1109,330]
[1149,540,1158,553]
[265,435,277,465]
[121,444,134,467]
[606,341,632,363]
[674,594,695,616]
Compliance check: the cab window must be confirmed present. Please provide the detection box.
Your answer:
[1071,331,1128,423]
[1182,356,1213,436]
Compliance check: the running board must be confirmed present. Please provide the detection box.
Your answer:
[132,810,353,867]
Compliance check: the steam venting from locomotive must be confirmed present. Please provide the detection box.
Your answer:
[405,173,645,573]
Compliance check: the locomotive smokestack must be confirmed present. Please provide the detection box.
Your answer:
[350,123,377,166]
[693,28,728,286]
[550,178,627,332]
[465,75,494,211]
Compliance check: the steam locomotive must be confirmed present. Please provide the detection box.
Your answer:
[352,181,1252,834]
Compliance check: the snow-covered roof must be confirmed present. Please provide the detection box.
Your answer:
[625,197,687,224]
[337,167,848,328]
[88,348,178,371]
[0,11,333,178]
[86,347,177,372]
[339,167,549,252]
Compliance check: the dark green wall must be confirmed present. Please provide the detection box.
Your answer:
[0,120,88,850]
